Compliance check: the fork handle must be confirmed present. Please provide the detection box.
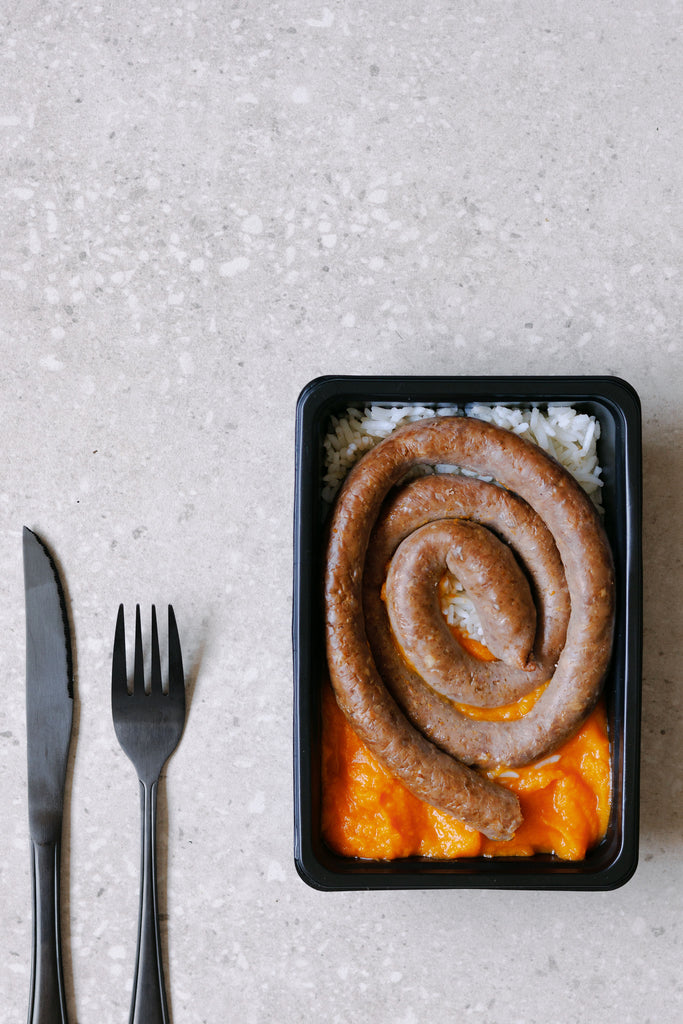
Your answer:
[130,779,169,1024]
[28,839,68,1024]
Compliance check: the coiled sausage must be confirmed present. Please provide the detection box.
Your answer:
[324,415,614,841]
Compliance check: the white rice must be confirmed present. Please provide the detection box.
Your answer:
[322,402,604,643]
[322,404,459,503]
[466,404,604,508]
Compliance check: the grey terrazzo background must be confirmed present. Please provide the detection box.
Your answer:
[1,1,681,1022]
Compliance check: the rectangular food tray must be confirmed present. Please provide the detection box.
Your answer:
[293,375,642,890]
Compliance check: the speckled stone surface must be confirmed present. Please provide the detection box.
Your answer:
[1,2,681,1022]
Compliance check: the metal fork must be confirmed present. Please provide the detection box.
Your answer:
[112,604,186,1024]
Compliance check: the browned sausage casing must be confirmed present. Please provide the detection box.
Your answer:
[385,518,538,684]
[324,415,615,842]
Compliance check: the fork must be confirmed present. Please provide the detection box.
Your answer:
[112,604,186,1024]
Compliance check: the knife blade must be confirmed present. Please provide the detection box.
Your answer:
[23,527,74,1024]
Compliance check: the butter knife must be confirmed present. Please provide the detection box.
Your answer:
[23,527,74,1024]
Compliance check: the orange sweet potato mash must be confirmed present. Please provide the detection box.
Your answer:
[321,666,612,861]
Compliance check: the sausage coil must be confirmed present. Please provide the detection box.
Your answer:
[324,415,615,841]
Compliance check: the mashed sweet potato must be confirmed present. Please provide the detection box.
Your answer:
[321,679,611,861]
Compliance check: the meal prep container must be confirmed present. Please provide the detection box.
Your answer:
[293,375,642,891]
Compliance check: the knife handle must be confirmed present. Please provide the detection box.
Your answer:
[28,839,68,1024]
[129,779,169,1024]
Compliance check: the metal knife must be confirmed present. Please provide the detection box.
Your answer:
[23,527,74,1024]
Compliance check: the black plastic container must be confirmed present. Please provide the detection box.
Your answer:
[293,376,642,891]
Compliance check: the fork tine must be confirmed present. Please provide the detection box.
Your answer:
[167,605,184,700]
[112,603,128,699]
[150,605,163,695]
[134,604,145,695]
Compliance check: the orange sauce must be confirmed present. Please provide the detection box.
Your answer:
[321,633,612,861]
